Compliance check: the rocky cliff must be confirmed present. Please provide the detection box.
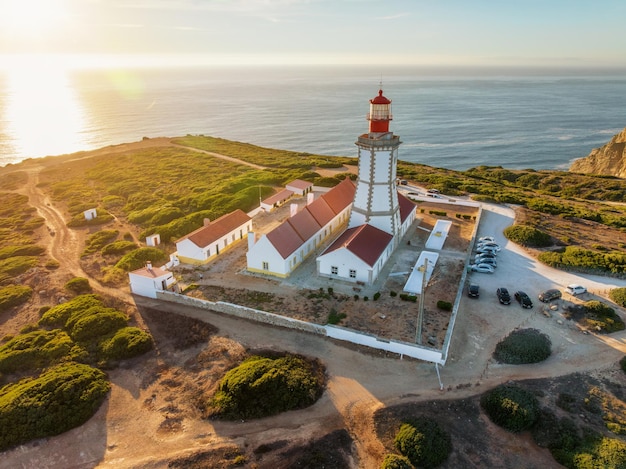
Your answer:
[569,127,626,178]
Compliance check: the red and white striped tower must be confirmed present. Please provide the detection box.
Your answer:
[348,88,401,237]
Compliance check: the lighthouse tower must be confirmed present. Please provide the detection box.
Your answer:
[348,88,401,237]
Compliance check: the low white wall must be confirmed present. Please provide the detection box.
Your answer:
[326,325,445,364]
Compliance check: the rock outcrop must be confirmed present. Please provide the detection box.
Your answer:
[569,127,626,178]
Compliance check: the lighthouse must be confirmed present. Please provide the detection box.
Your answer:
[348,88,402,238]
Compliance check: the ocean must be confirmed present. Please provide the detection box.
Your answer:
[1,64,625,171]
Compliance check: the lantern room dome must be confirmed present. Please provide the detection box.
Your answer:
[370,89,391,104]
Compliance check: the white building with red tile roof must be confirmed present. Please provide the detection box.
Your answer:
[246,178,355,278]
[129,262,177,299]
[260,188,294,212]
[286,179,314,196]
[175,209,252,265]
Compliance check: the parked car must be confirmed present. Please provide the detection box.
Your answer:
[479,236,496,243]
[477,242,501,252]
[468,284,480,298]
[566,284,587,296]
[496,287,511,305]
[427,188,440,194]
[475,253,496,262]
[399,179,408,185]
[476,257,497,268]
[470,263,495,274]
[514,291,533,309]
[476,246,498,255]
[538,289,562,302]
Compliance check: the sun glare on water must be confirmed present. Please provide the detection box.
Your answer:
[0,0,69,40]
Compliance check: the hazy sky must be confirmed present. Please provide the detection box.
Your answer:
[1,0,625,67]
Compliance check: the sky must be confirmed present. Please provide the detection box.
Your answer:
[1,0,625,68]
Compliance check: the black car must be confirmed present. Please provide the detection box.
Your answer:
[514,291,533,309]
[468,284,480,298]
[496,287,511,305]
[538,289,562,302]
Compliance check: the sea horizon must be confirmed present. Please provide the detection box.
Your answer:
[1,62,625,171]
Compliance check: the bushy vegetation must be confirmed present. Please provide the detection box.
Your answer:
[0,284,33,313]
[577,300,625,333]
[480,384,540,432]
[66,209,114,227]
[436,300,452,311]
[380,453,413,469]
[539,247,626,276]
[0,329,79,374]
[493,328,552,364]
[82,230,119,256]
[327,309,347,325]
[504,225,553,248]
[609,287,626,307]
[64,277,92,295]
[210,354,325,419]
[0,244,45,260]
[114,247,168,271]
[0,256,38,283]
[0,362,110,451]
[39,294,103,328]
[97,326,153,361]
[394,417,452,468]
[101,240,137,256]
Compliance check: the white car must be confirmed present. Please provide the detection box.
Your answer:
[566,284,587,296]
[470,263,495,274]
[476,246,498,255]
[478,236,496,243]
[477,242,501,252]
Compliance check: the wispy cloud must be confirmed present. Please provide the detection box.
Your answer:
[377,12,410,20]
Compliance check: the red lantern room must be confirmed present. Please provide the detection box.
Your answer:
[367,89,392,133]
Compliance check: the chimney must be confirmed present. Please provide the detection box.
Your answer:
[248,231,256,250]
[146,261,152,271]
[203,218,211,226]
[307,192,315,205]
[290,203,298,218]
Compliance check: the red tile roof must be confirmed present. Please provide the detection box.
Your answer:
[131,265,169,278]
[264,179,355,259]
[266,221,305,259]
[321,178,355,214]
[397,192,416,222]
[323,224,392,267]
[287,208,321,241]
[262,189,293,206]
[286,179,313,190]
[178,209,251,247]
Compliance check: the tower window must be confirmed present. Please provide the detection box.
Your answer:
[262,262,269,271]
[331,266,338,275]
[349,269,356,278]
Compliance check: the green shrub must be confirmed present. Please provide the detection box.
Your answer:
[0,362,110,451]
[83,230,118,256]
[67,209,114,227]
[481,384,540,432]
[400,293,418,302]
[390,291,397,297]
[114,247,168,272]
[210,354,324,419]
[504,224,552,248]
[429,210,447,217]
[538,247,626,276]
[0,256,38,279]
[493,328,552,364]
[64,277,92,295]
[70,311,128,342]
[0,244,45,260]
[436,300,452,311]
[0,329,77,374]
[101,240,137,256]
[531,409,581,462]
[98,327,153,361]
[327,309,347,325]
[373,292,381,301]
[380,453,413,469]
[0,285,33,313]
[39,294,103,328]
[394,417,452,468]
[580,300,625,333]
[610,287,626,308]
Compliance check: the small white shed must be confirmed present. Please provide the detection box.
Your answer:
[84,208,97,220]
[128,262,177,299]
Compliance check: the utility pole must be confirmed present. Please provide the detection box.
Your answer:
[416,257,428,344]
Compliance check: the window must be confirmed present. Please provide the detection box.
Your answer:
[349,269,356,278]
[262,261,269,271]
[232,234,236,242]
[331,266,338,275]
